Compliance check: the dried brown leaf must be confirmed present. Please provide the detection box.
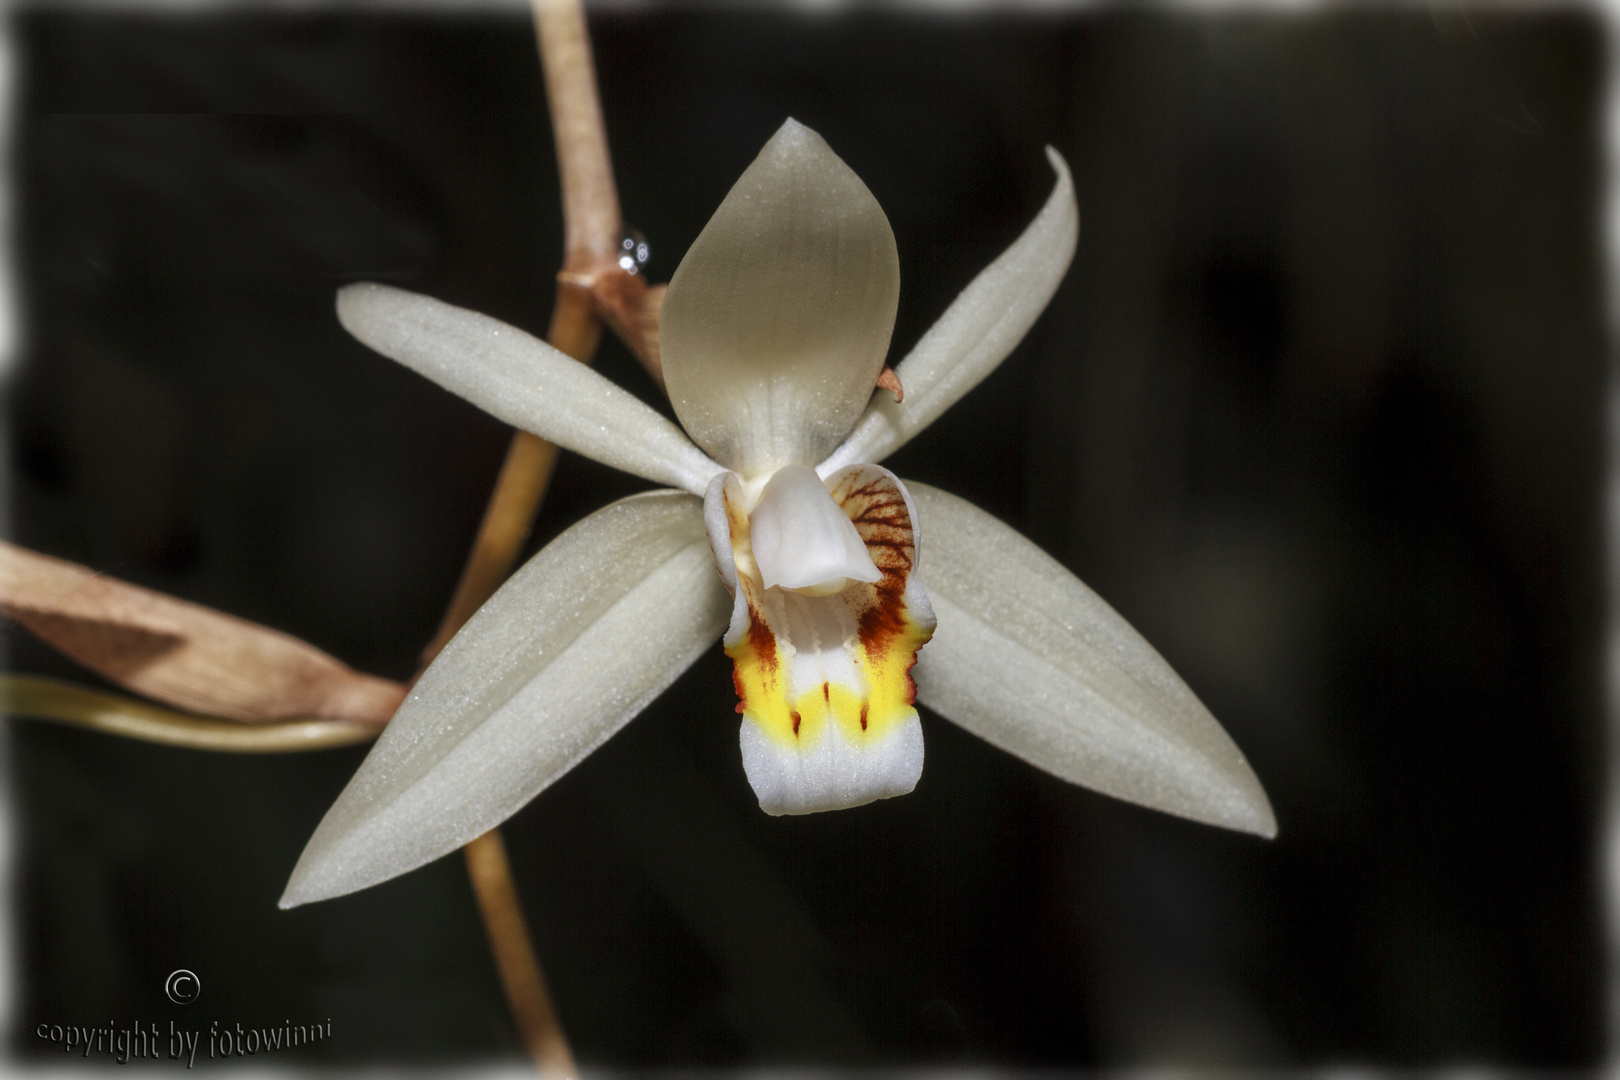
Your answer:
[0,542,404,724]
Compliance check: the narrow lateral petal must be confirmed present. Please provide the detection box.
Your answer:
[705,466,936,815]
[337,283,723,496]
[906,483,1276,838]
[662,119,901,477]
[280,491,730,907]
[819,150,1079,475]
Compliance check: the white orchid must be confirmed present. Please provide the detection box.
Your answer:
[279,119,1274,909]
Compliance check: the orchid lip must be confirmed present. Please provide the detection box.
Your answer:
[705,463,936,816]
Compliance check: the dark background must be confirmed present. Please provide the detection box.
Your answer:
[7,5,1605,1068]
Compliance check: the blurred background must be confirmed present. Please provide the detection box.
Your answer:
[5,4,1605,1068]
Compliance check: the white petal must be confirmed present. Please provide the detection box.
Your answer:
[337,283,724,496]
[280,491,730,907]
[661,119,901,478]
[749,465,880,594]
[906,483,1276,838]
[819,150,1079,475]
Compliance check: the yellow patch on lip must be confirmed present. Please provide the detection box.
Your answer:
[728,610,932,751]
[719,464,935,754]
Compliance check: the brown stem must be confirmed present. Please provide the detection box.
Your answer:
[559,269,667,389]
[533,0,667,386]
[533,0,621,270]
[464,831,577,1079]
[418,0,619,675]
[431,0,629,1073]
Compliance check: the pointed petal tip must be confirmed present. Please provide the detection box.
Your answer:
[1042,147,1079,248]
[276,873,314,911]
[766,118,839,163]
[1209,778,1278,840]
[1241,789,1280,840]
[277,854,350,910]
[773,116,812,141]
[1043,144,1072,184]
[1042,148,1079,248]
[755,117,833,175]
[1184,746,1276,840]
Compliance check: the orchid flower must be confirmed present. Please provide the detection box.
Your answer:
[280,119,1274,909]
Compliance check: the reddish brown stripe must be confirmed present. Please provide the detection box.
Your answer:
[858,598,909,657]
[746,602,778,675]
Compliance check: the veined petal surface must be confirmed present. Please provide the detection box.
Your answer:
[907,484,1276,838]
[281,491,730,907]
[662,119,901,477]
[337,283,723,496]
[820,150,1079,475]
